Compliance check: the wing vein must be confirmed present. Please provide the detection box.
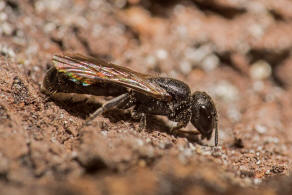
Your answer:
[52,54,171,100]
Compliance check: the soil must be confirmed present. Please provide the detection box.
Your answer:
[1,0,292,194]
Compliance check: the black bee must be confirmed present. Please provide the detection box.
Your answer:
[41,54,218,146]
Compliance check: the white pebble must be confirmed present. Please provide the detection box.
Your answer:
[179,60,192,74]
[2,22,13,35]
[188,143,196,150]
[214,80,239,102]
[145,55,157,68]
[101,131,108,136]
[183,148,193,157]
[44,22,57,33]
[71,151,78,158]
[227,107,241,122]
[255,124,267,134]
[248,24,264,39]
[250,60,272,80]
[114,0,127,8]
[0,1,5,11]
[92,24,103,37]
[136,138,144,147]
[159,142,166,149]
[185,44,213,65]
[175,25,187,37]
[264,137,279,144]
[145,138,151,143]
[201,54,219,72]
[174,4,186,15]
[253,178,262,185]
[34,1,45,12]
[0,44,15,57]
[156,49,168,60]
[256,160,261,165]
[0,12,7,21]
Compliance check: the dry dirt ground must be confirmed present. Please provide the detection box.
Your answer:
[1,0,292,194]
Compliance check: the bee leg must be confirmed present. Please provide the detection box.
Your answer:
[131,110,147,132]
[170,121,188,135]
[138,113,147,132]
[81,93,130,129]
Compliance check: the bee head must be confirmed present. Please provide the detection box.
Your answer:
[190,91,218,146]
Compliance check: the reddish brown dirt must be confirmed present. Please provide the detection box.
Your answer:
[1,0,292,194]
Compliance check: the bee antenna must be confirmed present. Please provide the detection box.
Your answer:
[215,117,218,146]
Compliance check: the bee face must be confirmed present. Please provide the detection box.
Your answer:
[191,91,218,145]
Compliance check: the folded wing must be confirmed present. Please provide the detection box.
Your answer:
[52,54,171,100]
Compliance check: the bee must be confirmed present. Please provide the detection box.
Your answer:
[41,54,218,146]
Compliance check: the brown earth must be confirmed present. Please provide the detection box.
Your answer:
[1,0,292,194]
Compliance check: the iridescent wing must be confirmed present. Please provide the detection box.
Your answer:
[52,54,171,100]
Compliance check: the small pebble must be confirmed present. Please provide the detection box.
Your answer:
[114,0,127,8]
[248,24,264,39]
[188,143,196,150]
[264,137,279,144]
[0,44,16,57]
[212,146,222,157]
[185,44,213,66]
[201,54,219,72]
[101,131,108,136]
[183,148,193,157]
[175,25,187,37]
[256,160,261,165]
[145,55,157,69]
[0,1,5,11]
[2,22,13,35]
[0,12,7,21]
[71,151,78,158]
[253,178,262,185]
[145,138,151,143]
[227,106,241,122]
[250,60,272,80]
[156,49,168,60]
[92,24,103,37]
[159,142,166,149]
[179,60,192,74]
[44,22,57,33]
[136,138,144,147]
[214,80,239,102]
[174,4,186,16]
[178,153,188,164]
[255,124,267,134]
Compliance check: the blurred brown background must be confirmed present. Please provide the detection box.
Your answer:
[0,0,292,194]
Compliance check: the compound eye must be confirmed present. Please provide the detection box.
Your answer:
[198,105,213,136]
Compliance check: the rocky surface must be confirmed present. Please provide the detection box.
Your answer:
[0,0,292,194]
